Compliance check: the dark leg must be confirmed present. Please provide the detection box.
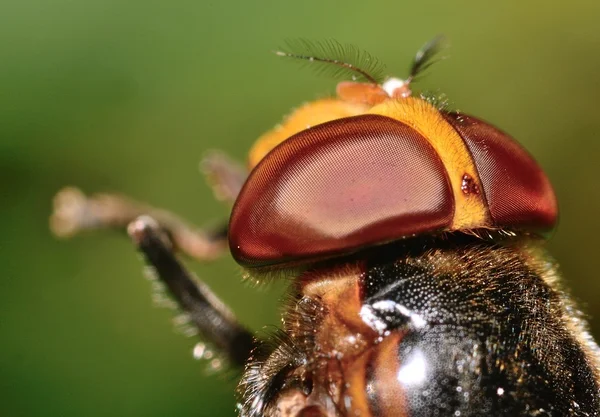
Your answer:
[128,216,255,367]
[50,153,253,365]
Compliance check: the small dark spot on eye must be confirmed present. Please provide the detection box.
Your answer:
[461,174,480,195]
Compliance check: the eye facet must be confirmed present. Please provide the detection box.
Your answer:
[229,114,455,268]
[443,112,558,233]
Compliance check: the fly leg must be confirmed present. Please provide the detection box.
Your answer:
[50,152,254,366]
[128,216,254,367]
[50,152,247,261]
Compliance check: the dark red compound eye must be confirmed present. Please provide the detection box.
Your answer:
[443,112,558,232]
[229,114,455,268]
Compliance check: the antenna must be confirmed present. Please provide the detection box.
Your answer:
[407,35,448,83]
[274,39,386,85]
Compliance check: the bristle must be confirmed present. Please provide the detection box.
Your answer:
[238,328,308,417]
[419,91,451,111]
[241,265,305,288]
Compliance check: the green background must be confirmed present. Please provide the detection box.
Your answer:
[2,1,600,416]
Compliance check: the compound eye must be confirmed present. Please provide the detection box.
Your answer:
[443,112,558,233]
[229,114,455,268]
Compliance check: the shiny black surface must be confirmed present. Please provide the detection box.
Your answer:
[361,242,600,416]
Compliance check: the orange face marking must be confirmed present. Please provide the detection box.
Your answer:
[342,332,408,417]
[301,264,375,354]
[343,348,375,417]
[300,264,377,416]
[367,97,491,230]
[370,332,407,417]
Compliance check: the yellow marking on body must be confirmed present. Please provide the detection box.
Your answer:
[367,97,491,229]
[248,98,368,168]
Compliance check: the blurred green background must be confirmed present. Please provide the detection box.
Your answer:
[2,0,600,416]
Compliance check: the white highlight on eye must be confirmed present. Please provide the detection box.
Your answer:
[382,77,407,96]
[397,350,427,385]
[497,387,505,396]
